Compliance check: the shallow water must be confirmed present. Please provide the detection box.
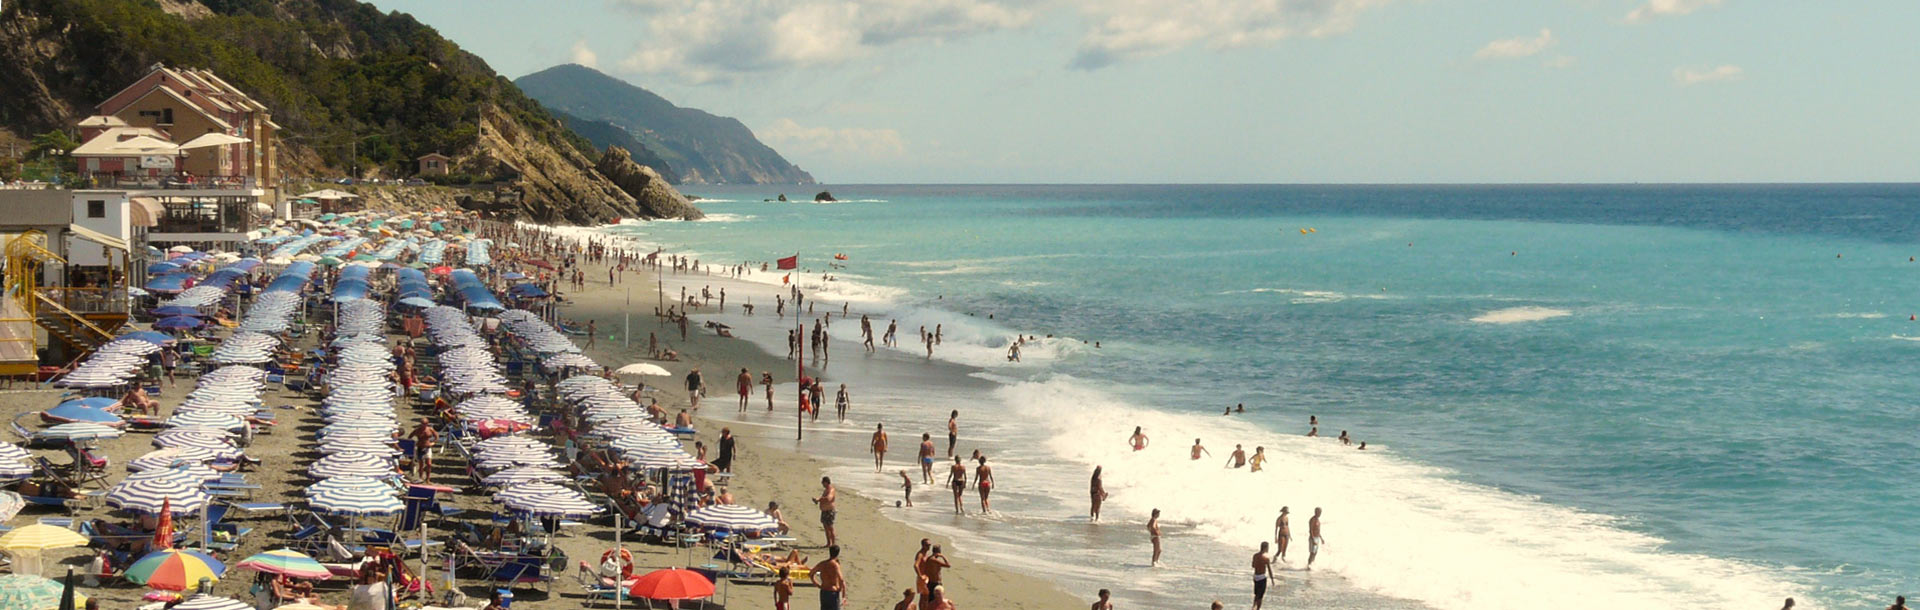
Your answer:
[605,184,1920,609]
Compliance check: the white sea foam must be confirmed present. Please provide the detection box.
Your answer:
[1889,334,1920,342]
[694,213,754,223]
[1471,306,1572,324]
[1002,375,1817,610]
[1825,312,1887,319]
[1220,287,1399,304]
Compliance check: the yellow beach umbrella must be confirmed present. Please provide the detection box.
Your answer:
[0,524,88,551]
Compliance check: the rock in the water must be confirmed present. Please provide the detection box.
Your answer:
[814,191,836,202]
[777,194,788,202]
[596,146,703,220]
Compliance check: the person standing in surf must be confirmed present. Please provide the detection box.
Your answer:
[1090,466,1108,521]
[946,411,959,457]
[1249,447,1267,472]
[1148,508,1163,567]
[947,456,968,515]
[1251,542,1272,610]
[919,433,937,483]
[1191,439,1211,461]
[975,456,995,514]
[1225,444,1247,468]
[736,368,753,413]
[870,425,889,472]
[835,384,850,422]
[763,371,775,410]
[1274,507,1291,561]
[1129,427,1149,451]
[1308,507,1325,569]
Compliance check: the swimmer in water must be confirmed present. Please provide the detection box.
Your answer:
[1249,446,1266,472]
[1306,426,1318,438]
[1225,444,1247,469]
[1337,430,1350,446]
[1190,439,1210,461]
[1129,427,1149,451]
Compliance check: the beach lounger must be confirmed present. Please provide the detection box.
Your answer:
[574,560,630,607]
[490,556,552,591]
[231,502,286,517]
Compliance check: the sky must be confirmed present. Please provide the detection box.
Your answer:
[365,0,1919,184]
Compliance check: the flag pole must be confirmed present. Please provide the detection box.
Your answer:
[797,319,804,442]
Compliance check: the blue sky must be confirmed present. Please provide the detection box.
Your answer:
[367,0,1918,184]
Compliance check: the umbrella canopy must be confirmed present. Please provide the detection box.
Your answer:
[118,331,176,345]
[124,549,225,591]
[170,594,253,610]
[154,316,205,330]
[615,363,672,377]
[627,568,715,601]
[53,397,118,410]
[235,549,331,580]
[495,481,601,518]
[683,504,782,534]
[106,475,211,515]
[481,467,569,487]
[149,306,204,317]
[126,448,219,472]
[34,424,122,442]
[0,525,87,551]
[0,575,87,610]
[41,404,122,427]
[307,487,404,517]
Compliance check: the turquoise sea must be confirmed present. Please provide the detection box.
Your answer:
[606,184,1920,609]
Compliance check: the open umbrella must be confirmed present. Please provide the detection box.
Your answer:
[41,404,123,427]
[683,504,781,534]
[0,525,88,552]
[627,568,714,602]
[154,316,205,330]
[235,549,331,580]
[118,331,175,345]
[150,306,204,317]
[0,574,87,610]
[170,594,251,610]
[124,549,225,591]
[614,363,672,377]
[34,424,123,442]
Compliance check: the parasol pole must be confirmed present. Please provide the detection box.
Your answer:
[796,321,804,442]
[614,512,624,610]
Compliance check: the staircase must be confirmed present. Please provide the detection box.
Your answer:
[33,292,117,353]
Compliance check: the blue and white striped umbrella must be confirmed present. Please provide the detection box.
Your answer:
[472,436,547,453]
[494,482,601,518]
[684,503,782,534]
[302,476,393,498]
[307,452,395,479]
[622,450,705,471]
[36,423,124,442]
[0,443,29,462]
[127,462,220,483]
[106,475,210,515]
[308,486,404,517]
[0,459,31,481]
[165,411,246,431]
[481,467,569,487]
[171,594,252,610]
[153,430,240,456]
[609,435,682,453]
[317,440,402,457]
[127,448,219,472]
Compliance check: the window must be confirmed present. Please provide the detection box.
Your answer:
[162,108,174,124]
[86,200,106,218]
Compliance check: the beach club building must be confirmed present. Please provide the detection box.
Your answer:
[69,64,280,249]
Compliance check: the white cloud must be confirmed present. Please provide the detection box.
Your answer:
[1069,0,1394,70]
[1542,55,1576,69]
[757,118,907,157]
[1673,64,1742,85]
[571,40,598,68]
[1474,28,1555,60]
[1625,0,1723,23]
[615,0,1036,84]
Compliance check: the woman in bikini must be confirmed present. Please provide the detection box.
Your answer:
[946,456,967,515]
[1129,427,1149,451]
[975,456,995,514]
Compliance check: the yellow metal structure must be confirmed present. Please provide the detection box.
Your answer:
[1,231,120,376]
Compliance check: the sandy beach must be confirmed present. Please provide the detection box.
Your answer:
[0,242,1083,610]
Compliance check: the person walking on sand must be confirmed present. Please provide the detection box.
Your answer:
[975,456,995,514]
[813,478,838,548]
[1225,444,1246,469]
[1274,507,1291,562]
[1308,507,1325,569]
[1251,542,1272,610]
[737,368,753,412]
[810,545,846,610]
[835,384,850,422]
[585,320,596,348]
[919,434,936,483]
[1092,589,1114,610]
[1129,427,1149,451]
[946,411,959,456]
[912,539,931,596]
[1148,509,1163,567]
[775,567,794,610]
[919,545,951,594]
[1089,466,1108,522]
[871,425,889,472]
[947,457,968,515]
[1191,439,1211,460]
[685,367,704,410]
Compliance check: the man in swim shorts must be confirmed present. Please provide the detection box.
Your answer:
[919,433,936,484]
[1252,542,1272,609]
[812,477,837,547]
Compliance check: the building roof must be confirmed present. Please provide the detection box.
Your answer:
[71,131,181,157]
[77,115,129,128]
[418,153,452,161]
[122,86,235,131]
[180,133,250,150]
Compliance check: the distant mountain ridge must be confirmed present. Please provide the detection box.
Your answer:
[516,64,815,185]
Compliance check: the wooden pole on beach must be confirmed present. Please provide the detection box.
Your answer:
[796,321,804,442]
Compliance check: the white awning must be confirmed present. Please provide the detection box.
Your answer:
[179,132,250,150]
[68,223,128,252]
[296,189,359,200]
[129,197,163,227]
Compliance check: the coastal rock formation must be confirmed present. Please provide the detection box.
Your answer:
[814,191,837,202]
[596,146,704,221]
[517,64,817,185]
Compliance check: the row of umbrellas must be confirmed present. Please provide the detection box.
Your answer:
[52,334,168,389]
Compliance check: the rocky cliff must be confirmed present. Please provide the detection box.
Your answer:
[596,146,703,221]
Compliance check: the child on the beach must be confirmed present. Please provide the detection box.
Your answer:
[900,470,914,507]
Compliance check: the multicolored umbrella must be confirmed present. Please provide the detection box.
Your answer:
[124,549,225,591]
[234,549,330,580]
[0,574,87,610]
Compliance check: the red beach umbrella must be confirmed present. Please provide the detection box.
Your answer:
[627,568,714,601]
[429,266,453,275]
[152,498,173,550]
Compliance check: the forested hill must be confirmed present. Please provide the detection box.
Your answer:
[517,64,816,185]
[0,0,691,223]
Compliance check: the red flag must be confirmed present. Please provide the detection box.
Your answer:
[776,255,798,270]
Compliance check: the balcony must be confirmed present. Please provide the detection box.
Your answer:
[37,287,130,315]
[154,199,258,235]
[82,171,257,191]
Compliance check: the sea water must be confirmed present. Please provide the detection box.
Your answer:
[603,184,1920,609]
